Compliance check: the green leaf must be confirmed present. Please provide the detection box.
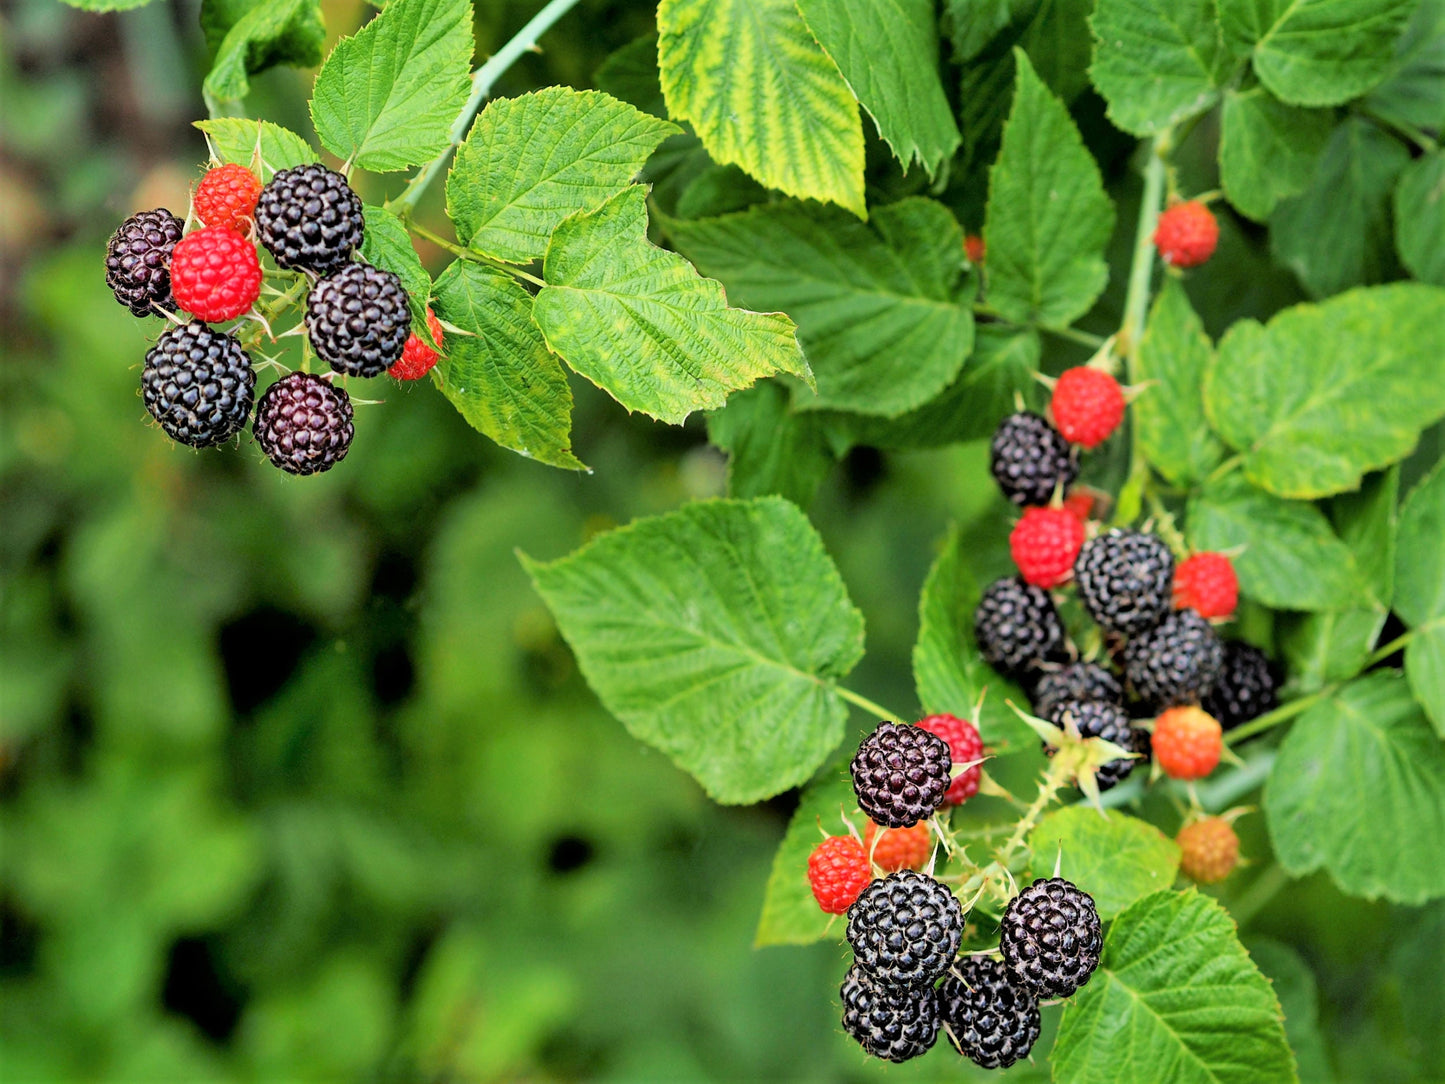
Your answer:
[944,0,1019,62]
[667,199,974,417]
[1363,0,1445,133]
[1218,88,1335,222]
[1271,119,1410,299]
[532,188,811,425]
[1020,0,1097,103]
[1187,474,1364,611]
[594,33,668,117]
[1219,0,1420,107]
[913,526,1032,750]
[430,262,582,470]
[1279,608,1387,692]
[521,497,865,804]
[674,166,769,220]
[1054,889,1295,1084]
[194,119,318,179]
[1395,151,1445,286]
[360,205,433,344]
[1088,0,1236,136]
[1028,807,1180,919]
[836,324,1039,450]
[57,0,153,9]
[793,0,960,176]
[984,50,1115,328]
[309,0,472,172]
[657,0,866,217]
[201,0,323,106]
[1133,279,1226,487]
[446,87,679,265]
[1329,466,1399,609]
[755,762,857,946]
[1245,938,1336,1084]
[1265,671,1445,903]
[1396,462,1445,733]
[706,383,836,507]
[1204,284,1445,498]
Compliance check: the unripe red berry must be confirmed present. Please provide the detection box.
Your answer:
[863,819,933,872]
[965,234,986,264]
[1010,506,1085,588]
[1154,200,1219,268]
[1177,816,1240,884]
[389,307,446,381]
[807,835,871,914]
[169,225,263,322]
[1051,367,1125,448]
[1174,552,1239,620]
[915,713,984,806]
[193,163,263,231]
[1152,706,1223,780]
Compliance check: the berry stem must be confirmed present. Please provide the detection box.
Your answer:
[406,220,547,288]
[1223,689,1328,746]
[995,756,1072,870]
[1112,135,1169,526]
[390,0,586,213]
[973,304,1108,350]
[834,685,906,722]
[1363,629,1415,668]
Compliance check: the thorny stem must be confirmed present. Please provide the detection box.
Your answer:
[835,686,906,723]
[994,757,1072,871]
[389,0,586,214]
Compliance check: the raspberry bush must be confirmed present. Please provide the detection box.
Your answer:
[10,0,1444,1079]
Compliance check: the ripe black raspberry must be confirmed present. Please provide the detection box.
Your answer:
[253,371,354,475]
[974,577,1067,676]
[851,722,952,828]
[140,320,255,447]
[1205,641,1279,731]
[106,208,184,316]
[839,965,940,1063]
[847,871,963,988]
[1046,699,1148,791]
[939,955,1041,1069]
[305,263,410,377]
[1123,607,1224,708]
[1032,661,1123,719]
[254,164,365,275]
[999,877,1101,999]
[1074,528,1175,636]
[990,412,1077,506]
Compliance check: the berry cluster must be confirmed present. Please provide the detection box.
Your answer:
[105,160,446,475]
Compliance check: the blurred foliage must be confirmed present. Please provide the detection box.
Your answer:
[0,1,1441,1081]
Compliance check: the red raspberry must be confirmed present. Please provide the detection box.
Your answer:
[1154,200,1218,268]
[193,163,263,232]
[169,226,262,322]
[1173,552,1239,620]
[1176,816,1240,884]
[1063,490,1096,523]
[808,835,871,914]
[964,234,985,264]
[1152,706,1222,781]
[863,820,932,872]
[389,307,446,381]
[916,714,983,806]
[1010,506,1085,588]
[1051,367,1125,448]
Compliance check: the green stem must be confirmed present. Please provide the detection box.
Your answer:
[971,305,1108,351]
[389,0,585,214]
[995,758,1070,870]
[407,220,546,287]
[1228,861,1291,928]
[1224,689,1328,746]
[1112,137,1169,526]
[835,686,906,722]
[1364,629,1414,668]
[1357,106,1439,154]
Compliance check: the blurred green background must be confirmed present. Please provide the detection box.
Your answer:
[1,1,1441,1081]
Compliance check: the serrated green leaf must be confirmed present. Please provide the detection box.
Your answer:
[944,0,1020,62]
[57,0,153,9]
[657,0,866,217]
[1245,938,1336,1084]
[201,0,323,106]
[594,33,668,117]
[1219,0,1420,107]
[1271,119,1410,298]
[1364,0,1445,132]
[1219,88,1335,222]
[706,382,836,507]
[1133,279,1226,487]
[984,50,1115,328]
[755,762,857,946]
[360,205,433,345]
[1396,462,1445,733]
[1329,466,1399,609]
[913,526,1032,750]
[1186,474,1364,611]
[1054,889,1295,1084]
[1265,672,1445,902]
[668,198,974,417]
[194,119,318,179]
[1396,151,1445,286]
[793,0,960,176]
[1020,0,1095,103]
[446,87,679,265]
[1204,285,1445,498]
[1028,807,1179,919]
[1089,0,1236,136]
[674,166,769,220]
[532,188,810,425]
[309,0,472,172]
[430,262,582,470]
[522,497,865,804]
[836,324,1040,450]
[1279,609,1387,692]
